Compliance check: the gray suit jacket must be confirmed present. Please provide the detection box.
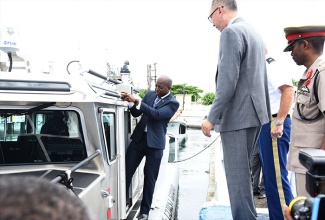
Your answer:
[208,17,271,132]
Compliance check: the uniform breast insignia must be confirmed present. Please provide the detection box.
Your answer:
[298,86,310,95]
[298,69,313,95]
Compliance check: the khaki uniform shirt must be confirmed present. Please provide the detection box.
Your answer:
[287,55,325,174]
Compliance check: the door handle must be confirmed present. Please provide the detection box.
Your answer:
[101,189,110,198]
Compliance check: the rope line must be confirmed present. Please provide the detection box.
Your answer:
[173,134,220,163]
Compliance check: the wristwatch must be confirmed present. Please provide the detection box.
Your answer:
[275,120,284,126]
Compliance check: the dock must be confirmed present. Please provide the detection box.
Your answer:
[178,104,210,129]
[199,136,269,220]
[180,105,270,219]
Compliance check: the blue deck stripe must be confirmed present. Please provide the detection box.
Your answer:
[199,205,269,220]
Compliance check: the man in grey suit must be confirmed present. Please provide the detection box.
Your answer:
[201,0,271,219]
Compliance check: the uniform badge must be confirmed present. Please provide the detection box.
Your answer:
[299,85,310,95]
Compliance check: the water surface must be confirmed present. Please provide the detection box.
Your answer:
[175,128,218,220]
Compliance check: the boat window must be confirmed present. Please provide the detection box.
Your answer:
[102,112,117,162]
[0,110,86,165]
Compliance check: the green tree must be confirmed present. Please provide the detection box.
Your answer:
[171,84,204,102]
[292,79,299,87]
[202,92,215,105]
[138,88,148,99]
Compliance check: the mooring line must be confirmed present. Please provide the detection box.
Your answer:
[173,134,220,163]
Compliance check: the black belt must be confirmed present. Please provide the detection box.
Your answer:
[272,114,290,118]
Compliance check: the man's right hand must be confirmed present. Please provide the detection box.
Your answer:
[121,92,135,102]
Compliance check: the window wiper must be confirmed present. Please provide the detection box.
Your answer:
[1,102,56,118]
[23,102,56,114]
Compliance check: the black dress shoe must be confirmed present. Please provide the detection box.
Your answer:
[137,214,148,220]
[253,191,260,196]
[258,193,266,199]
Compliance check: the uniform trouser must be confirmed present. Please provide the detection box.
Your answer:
[221,126,261,220]
[125,133,163,215]
[295,173,310,197]
[250,144,265,194]
[258,117,293,220]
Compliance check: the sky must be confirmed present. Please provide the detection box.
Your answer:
[0,0,325,93]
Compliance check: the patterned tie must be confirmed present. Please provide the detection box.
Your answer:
[153,97,161,107]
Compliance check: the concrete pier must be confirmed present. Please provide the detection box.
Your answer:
[180,106,269,219]
[199,134,269,220]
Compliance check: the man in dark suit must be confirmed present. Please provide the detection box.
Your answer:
[121,75,179,220]
[201,0,271,219]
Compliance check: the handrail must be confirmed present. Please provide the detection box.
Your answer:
[167,133,179,163]
[51,149,101,184]
[87,69,122,85]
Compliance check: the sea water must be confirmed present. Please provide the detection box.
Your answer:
[175,128,216,220]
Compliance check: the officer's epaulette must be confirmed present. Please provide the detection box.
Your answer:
[317,61,325,72]
[266,57,275,64]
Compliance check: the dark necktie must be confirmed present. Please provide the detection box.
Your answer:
[153,97,161,107]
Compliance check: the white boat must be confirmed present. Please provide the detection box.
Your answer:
[0,25,180,219]
[167,120,188,147]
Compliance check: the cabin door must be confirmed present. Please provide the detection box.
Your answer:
[100,109,120,220]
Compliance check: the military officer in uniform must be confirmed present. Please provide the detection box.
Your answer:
[283,25,325,197]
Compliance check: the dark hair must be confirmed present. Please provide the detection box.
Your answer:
[306,36,325,54]
[0,175,95,220]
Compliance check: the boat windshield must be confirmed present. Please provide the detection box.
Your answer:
[0,109,86,165]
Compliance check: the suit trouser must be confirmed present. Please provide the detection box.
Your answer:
[125,133,163,214]
[258,117,293,220]
[152,135,170,206]
[221,126,261,220]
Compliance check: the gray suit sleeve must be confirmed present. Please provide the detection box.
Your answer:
[208,27,243,125]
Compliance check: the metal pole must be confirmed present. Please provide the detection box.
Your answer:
[153,63,157,85]
[51,150,101,183]
[147,64,151,91]
[182,83,187,110]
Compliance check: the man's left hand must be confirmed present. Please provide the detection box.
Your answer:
[283,205,293,220]
[201,119,215,137]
